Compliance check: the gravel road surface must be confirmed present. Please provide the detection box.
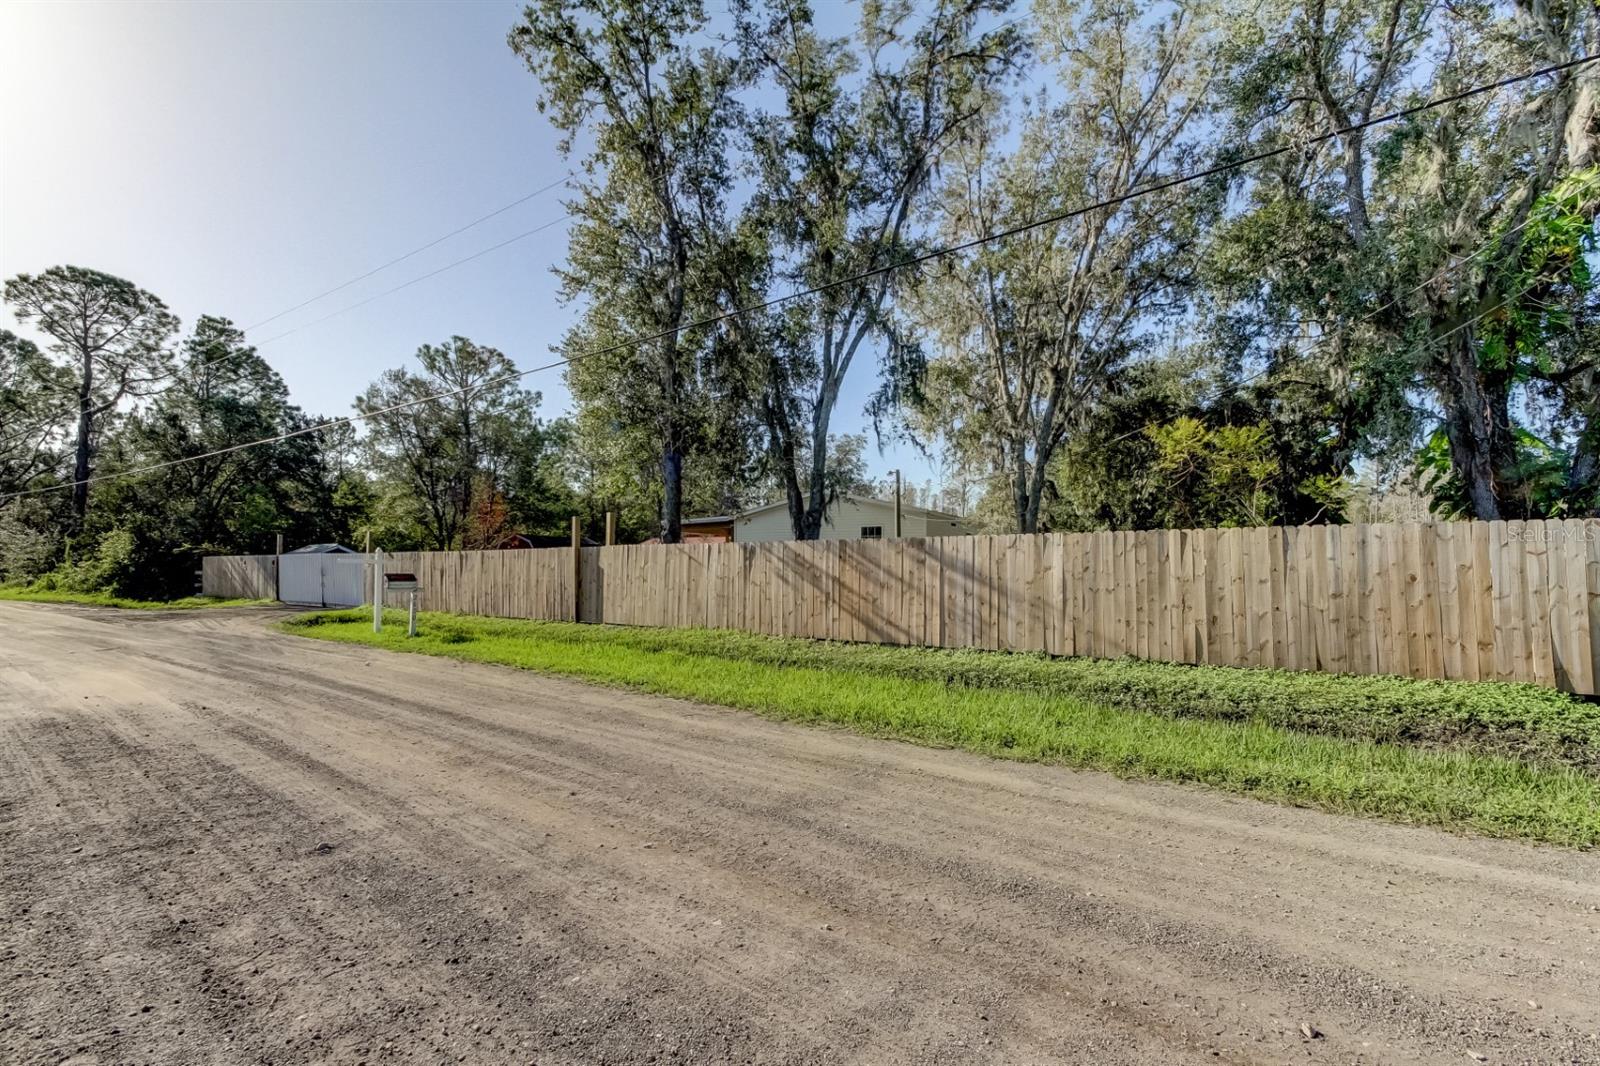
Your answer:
[2,602,1598,1065]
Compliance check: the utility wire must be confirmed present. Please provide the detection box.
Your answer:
[250,214,572,348]
[243,4,1031,350]
[3,3,1029,411]
[242,173,573,333]
[4,53,1593,506]
[1,211,575,444]
[239,3,1031,353]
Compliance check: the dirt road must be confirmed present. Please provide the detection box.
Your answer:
[2,602,1598,1065]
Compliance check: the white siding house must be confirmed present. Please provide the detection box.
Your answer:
[731,496,968,543]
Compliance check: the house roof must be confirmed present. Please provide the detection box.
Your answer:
[724,496,966,523]
[285,542,356,554]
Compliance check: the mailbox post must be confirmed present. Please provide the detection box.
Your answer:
[384,571,420,637]
[372,548,383,633]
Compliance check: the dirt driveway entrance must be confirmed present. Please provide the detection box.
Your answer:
[2,602,1597,1064]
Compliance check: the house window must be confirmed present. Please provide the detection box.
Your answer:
[860,525,883,539]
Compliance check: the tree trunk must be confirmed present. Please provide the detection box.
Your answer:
[1566,388,1600,515]
[801,466,827,540]
[1570,443,1598,515]
[660,447,683,544]
[762,394,807,541]
[801,401,834,541]
[781,458,806,540]
[1013,425,1064,534]
[658,324,686,543]
[71,351,93,524]
[1436,332,1504,520]
[1012,454,1031,534]
[1021,479,1043,534]
[1338,130,1370,243]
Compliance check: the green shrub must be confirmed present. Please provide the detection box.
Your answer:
[34,528,138,594]
[0,512,59,584]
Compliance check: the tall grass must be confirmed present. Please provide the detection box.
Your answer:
[468,620,1600,770]
[0,587,270,610]
[283,610,1600,847]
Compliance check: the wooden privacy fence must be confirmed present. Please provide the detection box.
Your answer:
[214,519,1600,693]
[202,553,277,600]
[582,520,1600,693]
[378,548,575,620]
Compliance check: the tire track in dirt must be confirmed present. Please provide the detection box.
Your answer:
[187,650,1597,1062]
[3,602,1599,1065]
[2,679,803,1065]
[110,642,1200,1063]
[102,643,1320,1061]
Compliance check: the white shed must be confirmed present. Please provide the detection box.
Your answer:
[731,496,968,543]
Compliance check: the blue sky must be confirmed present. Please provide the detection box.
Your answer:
[0,0,947,490]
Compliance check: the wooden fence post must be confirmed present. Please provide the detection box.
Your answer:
[605,510,616,547]
[571,515,582,623]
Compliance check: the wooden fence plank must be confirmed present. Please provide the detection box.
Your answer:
[1341,523,1365,676]
[1491,521,1517,682]
[1551,521,1588,693]
[1278,528,1299,671]
[1436,524,1465,680]
[1251,524,1273,669]
[1524,522,1555,687]
[1588,520,1600,695]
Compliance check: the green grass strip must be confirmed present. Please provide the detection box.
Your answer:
[296,609,1600,772]
[0,587,271,610]
[282,609,1600,848]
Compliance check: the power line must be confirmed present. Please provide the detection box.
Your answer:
[3,53,1593,506]
[242,173,573,333]
[231,2,1025,341]
[238,4,1030,349]
[236,7,1027,350]
[1105,270,1561,453]
[251,213,572,348]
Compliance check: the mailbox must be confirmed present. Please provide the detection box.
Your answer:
[382,571,422,637]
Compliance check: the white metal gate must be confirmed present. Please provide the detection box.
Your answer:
[278,553,370,607]
[323,554,369,607]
